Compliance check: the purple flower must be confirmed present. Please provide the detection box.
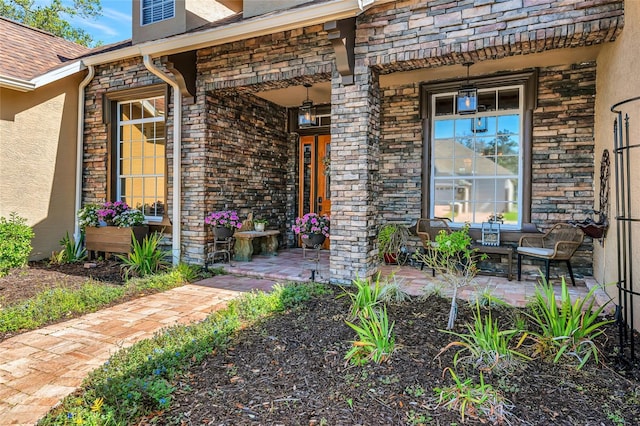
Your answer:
[205,210,243,229]
[292,213,330,237]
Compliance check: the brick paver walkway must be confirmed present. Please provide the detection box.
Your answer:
[0,275,275,425]
[0,249,611,425]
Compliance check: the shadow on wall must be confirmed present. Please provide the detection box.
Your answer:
[0,77,82,260]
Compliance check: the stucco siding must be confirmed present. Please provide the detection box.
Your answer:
[595,0,640,330]
[0,75,84,259]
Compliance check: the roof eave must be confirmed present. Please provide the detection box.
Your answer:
[0,75,35,91]
[83,0,374,65]
[0,61,86,92]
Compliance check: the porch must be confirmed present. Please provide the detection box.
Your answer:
[214,248,612,311]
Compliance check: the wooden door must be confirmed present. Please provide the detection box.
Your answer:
[298,135,331,247]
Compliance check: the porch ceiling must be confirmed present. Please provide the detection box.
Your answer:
[255,81,332,107]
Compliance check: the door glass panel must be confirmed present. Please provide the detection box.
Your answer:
[302,144,312,215]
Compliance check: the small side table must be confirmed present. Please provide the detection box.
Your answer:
[472,244,514,281]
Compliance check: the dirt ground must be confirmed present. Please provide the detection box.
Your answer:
[152,291,640,426]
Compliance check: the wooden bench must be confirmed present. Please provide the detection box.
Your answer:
[233,230,280,261]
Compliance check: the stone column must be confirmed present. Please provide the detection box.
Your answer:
[329,66,381,284]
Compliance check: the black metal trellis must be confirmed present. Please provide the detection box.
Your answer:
[612,96,640,361]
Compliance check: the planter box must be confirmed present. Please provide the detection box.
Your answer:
[85,226,149,257]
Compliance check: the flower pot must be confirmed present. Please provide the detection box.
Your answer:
[213,226,235,239]
[254,222,266,232]
[85,225,149,258]
[301,233,326,248]
[383,253,398,265]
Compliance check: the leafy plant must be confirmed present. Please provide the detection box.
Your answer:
[205,210,243,230]
[0,212,34,276]
[434,368,513,424]
[292,212,330,237]
[117,232,169,278]
[345,304,395,365]
[377,275,410,303]
[469,287,507,309]
[438,302,529,372]
[77,203,101,230]
[377,223,409,263]
[172,262,201,283]
[342,274,382,320]
[414,224,484,329]
[51,232,86,264]
[525,276,613,369]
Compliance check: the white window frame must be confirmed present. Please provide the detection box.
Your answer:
[141,0,175,26]
[430,85,525,229]
[117,97,166,222]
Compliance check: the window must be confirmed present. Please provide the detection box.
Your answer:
[423,71,537,230]
[117,97,166,221]
[141,0,174,25]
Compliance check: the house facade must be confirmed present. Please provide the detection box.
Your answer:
[79,0,624,277]
[4,1,635,325]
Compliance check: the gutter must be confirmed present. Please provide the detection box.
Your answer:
[0,60,86,92]
[143,55,182,265]
[74,65,95,243]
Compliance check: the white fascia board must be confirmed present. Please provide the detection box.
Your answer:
[84,0,367,64]
[31,60,86,87]
[0,75,35,91]
[0,60,86,92]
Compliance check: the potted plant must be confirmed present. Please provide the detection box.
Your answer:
[78,202,147,257]
[253,218,268,232]
[377,223,409,264]
[205,210,243,239]
[292,213,330,248]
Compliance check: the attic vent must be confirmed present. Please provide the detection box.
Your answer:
[142,0,175,25]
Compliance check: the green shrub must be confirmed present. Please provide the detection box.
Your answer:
[434,368,513,424]
[345,304,395,365]
[414,224,484,329]
[342,274,383,320]
[51,232,87,264]
[0,213,34,276]
[525,277,613,369]
[438,303,529,372]
[117,232,169,278]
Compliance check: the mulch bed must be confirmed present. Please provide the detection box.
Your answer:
[151,291,640,426]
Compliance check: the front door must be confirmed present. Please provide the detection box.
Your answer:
[299,135,331,247]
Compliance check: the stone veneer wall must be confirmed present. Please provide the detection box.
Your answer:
[359,0,623,71]
[82,57,171,207]
[201,92,290,261]
[378,63,597,276]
